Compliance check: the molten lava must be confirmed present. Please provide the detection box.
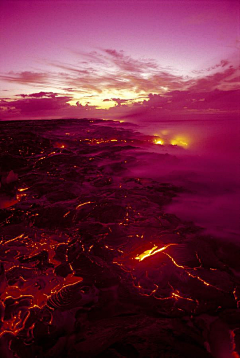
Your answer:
[170,137,188,147]
[154,138,164,145]
[135,243,177,261]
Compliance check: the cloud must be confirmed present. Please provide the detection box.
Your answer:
[18,92,59,98]
[0,71,49,85]
[0,50,239,121]
[0,89,239,122]
[47,50,185,94]
[192,60,230,75]
[0,93,72,118]
[46,50,239,98]
[187,66,238,92]
[0,91,101,120]
[113,89,240,122]
[103,49,158,73]
[110,98,130,106]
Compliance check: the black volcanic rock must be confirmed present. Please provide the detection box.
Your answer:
[0,119,239,358]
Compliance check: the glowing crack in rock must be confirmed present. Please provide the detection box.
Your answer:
[75,201,94,209]
[163,252,223,291]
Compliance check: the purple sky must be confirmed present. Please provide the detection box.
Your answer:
[0,0,239,120]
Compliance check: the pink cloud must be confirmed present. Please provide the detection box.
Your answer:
[104,49,158,73]
[187,67,238,92]
[0,71,49,85]
[1,87,239,121]
[1,51,236,105]
[192,60,230,75]
[0,51,239,121]
[46,51,239,95]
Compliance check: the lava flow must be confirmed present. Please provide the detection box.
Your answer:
[135,243,177,261]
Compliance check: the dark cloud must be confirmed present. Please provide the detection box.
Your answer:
[103,97,130,105]
[18,92,59,98]
[0,92,100,120]
[148,89,240,111]
[0,94,71,118]
[187,67,237,92]
[111,98,130,106]
[114,89,240,122]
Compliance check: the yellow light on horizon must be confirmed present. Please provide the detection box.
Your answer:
[67,89,148,110]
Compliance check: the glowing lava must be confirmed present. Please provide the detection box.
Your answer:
[18,187,29,192]
[170,137,188,147]
[135,243,177,261]
[154,138,164,145]
[76,201,94,209]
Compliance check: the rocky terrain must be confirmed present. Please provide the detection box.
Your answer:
[0,119,239,358]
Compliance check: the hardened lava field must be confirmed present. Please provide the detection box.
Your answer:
[0,119,239,358]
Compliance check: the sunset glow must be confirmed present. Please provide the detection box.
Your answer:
[0,0,239,120]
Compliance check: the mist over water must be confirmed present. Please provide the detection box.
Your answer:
[131,117,240,241]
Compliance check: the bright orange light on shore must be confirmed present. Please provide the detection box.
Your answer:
[135,243,177,261]
[154,138,164,145]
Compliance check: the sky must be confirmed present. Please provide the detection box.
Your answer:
[0,0,239,120]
